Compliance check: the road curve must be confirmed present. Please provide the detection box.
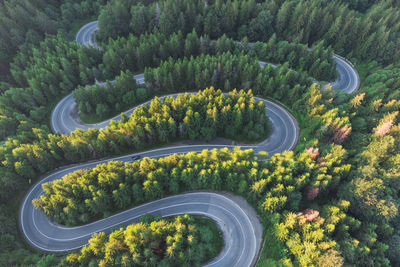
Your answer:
[21,179,262,266]
[76,21,360,94]
[21,19,359,266]
[330,55,360,94]
[51,72,144,134]
[75,21,99,49]
[51,92,298,154]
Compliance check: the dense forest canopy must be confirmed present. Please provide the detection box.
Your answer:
[65,215,223,266]
[0,0,399,266]
[33,147,349,226]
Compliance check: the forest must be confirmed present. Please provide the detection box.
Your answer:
[0,0,400,266]
[64,215,223,266]
[32,147,347,226]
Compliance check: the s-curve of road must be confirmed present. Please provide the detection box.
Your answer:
[20,21,360,266]
[76,21,360,94]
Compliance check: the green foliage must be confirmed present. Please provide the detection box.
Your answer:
[34,145,349,226]
[74,70,146,121]
[60,0,107,33]
[96,0,260,42]
[275,210,344,266]
[340,121,400,224]
[65,215,222,267]
[0,0,59,75]
[2,88,268,203]
[252,36,336,81]
[0,34,100,138]
[338,84,400,266]
[267,0,400,65]
[145,51,312,109]
[100,31,190,77]
[96,0,400,65]
[2,0,400,265]
[99,25,335,83]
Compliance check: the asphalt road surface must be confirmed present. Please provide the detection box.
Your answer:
[20,20,360,266]
[21,183,262,266]
[330,54,360,94]
[51,72,144,133]
[75,21,100,49]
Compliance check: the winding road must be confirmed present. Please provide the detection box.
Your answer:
[20,20,360,266]
[76,21,360,94]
